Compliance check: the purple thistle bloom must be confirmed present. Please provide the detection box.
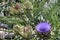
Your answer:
[35,22,51,33]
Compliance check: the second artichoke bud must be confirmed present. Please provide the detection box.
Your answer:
[13,25,33,39]
[24,1,33,10]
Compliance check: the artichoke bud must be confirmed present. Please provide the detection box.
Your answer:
[15,3,20,10]
[23,25,32,38]
[9,3,24,14]
[24,1,33,10]
[13,25,33,38]
[13,25,21,34]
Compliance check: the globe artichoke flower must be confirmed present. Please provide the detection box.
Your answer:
[35,22,51,38]
[35,22,51,33]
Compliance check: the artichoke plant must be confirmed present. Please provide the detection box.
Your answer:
[0,0,60,40]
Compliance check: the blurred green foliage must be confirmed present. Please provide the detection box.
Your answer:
[0,0,60,40]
